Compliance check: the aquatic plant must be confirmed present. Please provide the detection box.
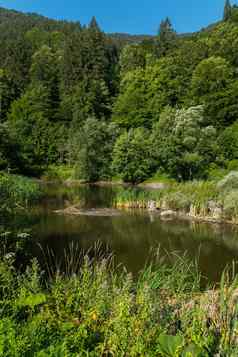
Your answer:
[0,173,42,212]
[115,181,218,215]
[114,187,159,208]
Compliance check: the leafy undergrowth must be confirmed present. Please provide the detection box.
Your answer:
[0,172,42,213]
[142,172,176,185]
[41,165,76,183]
[0,253,238,356]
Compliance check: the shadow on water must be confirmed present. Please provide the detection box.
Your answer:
[2,183,238,283]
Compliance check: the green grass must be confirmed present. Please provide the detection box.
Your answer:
[0,173,42,213]
[0,252,238,356]
[115,180,218,212]
[42,165,76,182]
[163,181,218,211]
[142,172,176,185]
[111,175,123,183]
[114,175,238,222]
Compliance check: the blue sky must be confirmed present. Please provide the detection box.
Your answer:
[0,0,234,34]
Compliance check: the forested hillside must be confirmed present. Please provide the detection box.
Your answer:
[1,1,238,183]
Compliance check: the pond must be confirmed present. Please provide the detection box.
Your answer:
[3,184,238,283]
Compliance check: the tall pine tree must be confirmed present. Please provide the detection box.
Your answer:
[223,0,232,21]
[89,16,101,31]
[157,17,177,57]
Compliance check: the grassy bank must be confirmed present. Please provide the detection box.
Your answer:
[42,165,125,186]
[0,172,42,213]
[41,165,76,183]
[115,181,218,211]
[115,172,238,224]
[0,253,238,356]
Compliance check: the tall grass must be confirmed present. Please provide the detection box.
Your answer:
[0,173,42,212]
[114,187,162,208]
[42,164,76,182]
[115,181,218,212]
[0,250,238,355]
[114,176,238,223]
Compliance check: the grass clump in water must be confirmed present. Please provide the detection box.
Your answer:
[0,173,42,212]
[114,187,161,208]
[115,181,218,214]
[115,174,238,223]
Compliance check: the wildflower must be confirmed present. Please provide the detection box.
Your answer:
[91,312,98,321]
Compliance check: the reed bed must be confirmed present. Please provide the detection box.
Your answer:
[0,172,42,212]
[115,174,238,223]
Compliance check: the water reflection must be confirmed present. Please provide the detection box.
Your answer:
[3,184,238,283]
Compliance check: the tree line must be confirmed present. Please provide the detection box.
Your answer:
[1,1,238,183]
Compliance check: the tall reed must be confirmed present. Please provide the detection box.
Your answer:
[0,173,42,212]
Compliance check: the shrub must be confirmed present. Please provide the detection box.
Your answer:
[217,171,238,193]
[223,190,238,218]
[207,163,228,181]
[42,165,75,182]
[227,160,238,171]
[162,192,191,211]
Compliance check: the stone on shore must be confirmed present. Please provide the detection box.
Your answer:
[160,210,177,219]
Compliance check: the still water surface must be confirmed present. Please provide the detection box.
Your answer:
[6,184,238,283]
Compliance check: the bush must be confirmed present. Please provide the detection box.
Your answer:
[227,160,238,171]
[217,171,238,193]
[162,192,191,211]
[223,190,238,218]
[112,128,153,184]
[207,163,228,181]
[42,165,75,182]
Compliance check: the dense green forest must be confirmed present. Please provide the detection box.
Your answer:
[1,1,238,183]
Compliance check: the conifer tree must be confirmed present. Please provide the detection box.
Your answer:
[89,16,101,31]
[223,0,232,21]
[157,17,177,56]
